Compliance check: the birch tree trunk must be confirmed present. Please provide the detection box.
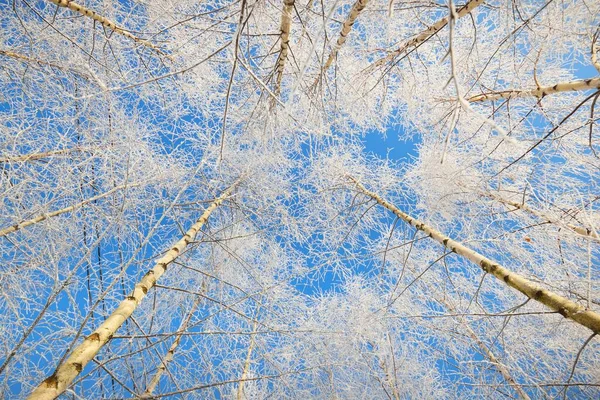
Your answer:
[140,296,202,398]
[274,0,295,95]
[468,77,600,102]
[347,175,600,334]
[0,146,96,164]
[27,180,240,400]
[0,49,91,79]
[45,0,166,55]
[236,308,260,400]
[370,0,484,70]
[322,0,370,73]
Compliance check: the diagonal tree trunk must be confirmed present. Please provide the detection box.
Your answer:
[27,180,240,400]
[0,146,96,164]
[45,0,167,56]
[484,192,600,242]
[236,307,261,400]
[439,298,531,400]
[347,175,600,334]
[592,35,600,73]
[467,77,600,102]
[0,183,140,238]
[274,0,295,95]
[370,0,484,70]
[321,0,370,73]
[140,296,202,398]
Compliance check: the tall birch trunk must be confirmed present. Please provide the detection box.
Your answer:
[347,176,600,334]
[274,0,295,95]
[322,0,370,73]
[236,309,260,400]
[28,180,240,400]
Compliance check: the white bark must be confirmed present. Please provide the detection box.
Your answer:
[348,175,600,334]
[27,180,240,400]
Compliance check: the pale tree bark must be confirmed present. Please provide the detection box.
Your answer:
[45,0,167,56]
[370,0,484,70]
[140,296,203,398]
[0,146,96,164]
[236,308,261,400]
[484,192,600,242]
[27,180,240,400]
[467,77,600,103]
[366,339,400,400]
[378,358,400,400]
[0,182,141,238]
[439,298,531,400]
[347,176,600,334]
[592,35,600,73]
[274,0,295,95]
[0,49,91,79]
[1,49,56,66]
[321,0,370,73]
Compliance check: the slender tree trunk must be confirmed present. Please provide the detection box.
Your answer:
[28,180,240,400]
[347,175,600,334]
[370,0,484,70]
[484,192,599,242]
[140,296,202,398]
[0,146,95,163]
[0,50,91,79]
[274,0,295,95]
[368,339,400,400]
[322,0,370,73]
[236,308,260,400]
[45,0,166,56]
[467,77,600,102]
[0,183,140,238]
[439,298,531,400]
[591,36,600,73]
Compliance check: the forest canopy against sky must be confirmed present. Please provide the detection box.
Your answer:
[1,0,600,398]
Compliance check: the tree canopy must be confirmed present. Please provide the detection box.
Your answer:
[1,0,599,398]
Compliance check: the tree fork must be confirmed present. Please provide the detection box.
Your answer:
[347,176,600,334]
[28,180,240,400]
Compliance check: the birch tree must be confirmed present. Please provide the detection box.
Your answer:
[1,0,600,398]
